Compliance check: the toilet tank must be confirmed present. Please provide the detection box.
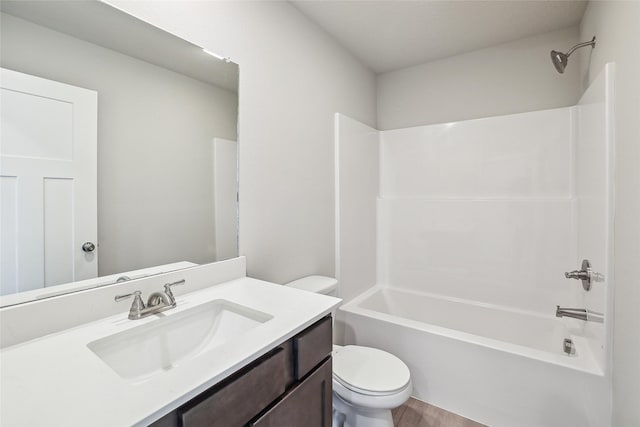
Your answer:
[285,275,338,297]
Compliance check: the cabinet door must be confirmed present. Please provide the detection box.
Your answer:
[294,316,332,379]
[250,358,332,427]
[179,347,289,427]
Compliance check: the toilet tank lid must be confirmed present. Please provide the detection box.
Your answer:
[286,275,338,294]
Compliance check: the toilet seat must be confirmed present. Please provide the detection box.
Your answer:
[333,375,413,410]
[334,376,404,397]
[332,345,411,396]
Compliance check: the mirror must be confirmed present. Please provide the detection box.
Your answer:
[0,1,239,306]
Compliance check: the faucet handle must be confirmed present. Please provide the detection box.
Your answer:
[565,270,589,280]
[163,279,185,305]
[164,279,185,290]
[564,259,592,291]
[115,290,145,319]
[115,290,142,302]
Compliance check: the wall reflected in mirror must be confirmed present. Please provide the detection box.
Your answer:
[0,1,239,306]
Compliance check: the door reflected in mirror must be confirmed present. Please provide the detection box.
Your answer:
[0,1,239,306]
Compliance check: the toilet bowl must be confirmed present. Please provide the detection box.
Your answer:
[285,276,412,427]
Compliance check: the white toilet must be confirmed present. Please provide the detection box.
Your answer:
[286,276,412,427]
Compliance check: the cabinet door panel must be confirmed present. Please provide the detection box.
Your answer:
[294,316,332,379]
[180,347,288,427]
[250,358,332,427]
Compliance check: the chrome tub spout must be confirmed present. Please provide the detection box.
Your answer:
[556,306,604,323]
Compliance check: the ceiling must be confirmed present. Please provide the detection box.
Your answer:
[291,0,587,74]
[1,1,239,92]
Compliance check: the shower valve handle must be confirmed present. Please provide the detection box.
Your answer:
[564,259,592,291]
[565,271,589,280]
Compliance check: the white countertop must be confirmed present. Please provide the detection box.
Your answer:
[0,277,340,427]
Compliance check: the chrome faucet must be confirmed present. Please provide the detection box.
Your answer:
[115,280,185,320]
[556,306,603,323]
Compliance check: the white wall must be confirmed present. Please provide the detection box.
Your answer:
[1,13,238,276]
[107,1,377,284]
[377,26,581,130]
[576,2,640,425]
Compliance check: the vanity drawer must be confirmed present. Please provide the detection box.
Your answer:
[250,358,332,427]
[293,316,332,380]
[179,346,289,427]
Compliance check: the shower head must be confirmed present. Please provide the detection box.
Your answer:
[550,36,596,74]
[550,50,568,73]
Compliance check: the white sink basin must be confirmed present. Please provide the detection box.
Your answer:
[88,300,272,381]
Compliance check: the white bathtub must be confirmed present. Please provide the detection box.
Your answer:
[338,287,610,427]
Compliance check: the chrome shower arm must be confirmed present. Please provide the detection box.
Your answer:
[566,36,596,57]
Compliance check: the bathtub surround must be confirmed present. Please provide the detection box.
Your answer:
[574,66,614,377]
[335,64,614,426]
[334,115,379,303]
[377,107,578,323]
[377,89,615,374]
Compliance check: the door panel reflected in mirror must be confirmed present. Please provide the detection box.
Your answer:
[0,0,239,306]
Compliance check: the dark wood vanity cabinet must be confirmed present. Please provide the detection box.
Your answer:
[150,316,333,427]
